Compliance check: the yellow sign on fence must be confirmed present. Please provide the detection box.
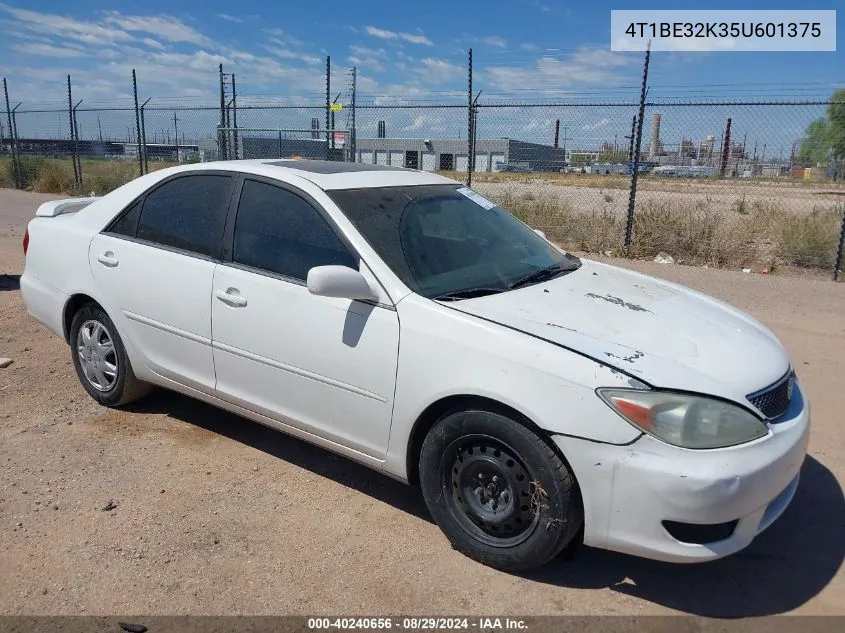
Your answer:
[330,103,343,112]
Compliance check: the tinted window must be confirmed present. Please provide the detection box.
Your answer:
[136,175,233,257]
[108,199,142,237]
[233,180,356,281]
[328,185,580,298]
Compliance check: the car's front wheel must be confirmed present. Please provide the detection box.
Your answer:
[69,303,150,407]
[419,408,583,572]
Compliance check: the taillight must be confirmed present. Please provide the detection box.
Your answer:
[23,229,29,256]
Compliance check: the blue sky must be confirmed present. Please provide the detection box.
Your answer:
[0,1,842,148]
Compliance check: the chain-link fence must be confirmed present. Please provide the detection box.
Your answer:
[2,64,844,280]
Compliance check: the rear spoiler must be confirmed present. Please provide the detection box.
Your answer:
[35,196,101,218]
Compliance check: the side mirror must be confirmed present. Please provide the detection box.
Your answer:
[533,228,547,239]
[307,265,378,302]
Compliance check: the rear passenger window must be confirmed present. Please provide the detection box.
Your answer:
[233,180,356,281]
[108,199,142,237]
[136,175,233,257]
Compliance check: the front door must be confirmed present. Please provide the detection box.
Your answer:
[211,178,400,458]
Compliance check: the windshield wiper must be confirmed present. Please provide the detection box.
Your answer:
[508,264,570,289]
[433,287,506,302]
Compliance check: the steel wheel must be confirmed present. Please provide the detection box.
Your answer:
[76,319,118,392]
[443,434,540,547]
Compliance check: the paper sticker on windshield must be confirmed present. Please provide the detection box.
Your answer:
[456,187,497,210]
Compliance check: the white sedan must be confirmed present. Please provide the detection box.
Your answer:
[20,160,809,571]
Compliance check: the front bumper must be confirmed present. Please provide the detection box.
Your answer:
[554,383,810,563]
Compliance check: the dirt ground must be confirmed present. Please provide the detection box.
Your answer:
[1,188,844,617]
[473,178,845,217]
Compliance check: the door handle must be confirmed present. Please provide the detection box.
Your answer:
[216,289,247,307]
[97,252,119,267]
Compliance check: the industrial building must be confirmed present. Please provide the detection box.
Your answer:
[237,135,567,172]
[353,137,566,172]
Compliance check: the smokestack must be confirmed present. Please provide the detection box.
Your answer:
[554,119,560,149]
[649,112,661,158]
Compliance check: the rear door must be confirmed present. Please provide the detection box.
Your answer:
[89,172,235,393]
[210,177,400,458]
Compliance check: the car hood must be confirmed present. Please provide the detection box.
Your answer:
[447,259,790,409]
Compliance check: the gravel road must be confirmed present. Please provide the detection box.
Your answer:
[1,188,843,617]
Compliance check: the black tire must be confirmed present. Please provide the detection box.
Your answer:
[419,408,583,572]
[69,302,151,407]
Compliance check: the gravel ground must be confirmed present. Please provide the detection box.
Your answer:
[1,188,843,617]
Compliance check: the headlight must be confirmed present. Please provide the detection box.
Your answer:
[597,388,769,449]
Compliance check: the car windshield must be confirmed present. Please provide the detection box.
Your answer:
[328,184,581,299]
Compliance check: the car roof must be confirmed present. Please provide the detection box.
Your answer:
[173,159,460,191]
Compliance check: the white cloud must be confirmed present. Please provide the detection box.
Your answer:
[261,45,321,64]
[364,25,433,45]
[14,42,88,57]
[485,47,636,91]
[1,5,133,44]
[263,28,304,48]
[419,57,464,83]
[481,36,507,48]
[347,45,387,72]
[141,37,165,50]
[520,42,539,50]
[102,12,211,46]
[217,13,243,23]
[401,32,433,46]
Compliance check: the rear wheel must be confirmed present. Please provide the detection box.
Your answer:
[419,408,583,572]
[70,303,150,407]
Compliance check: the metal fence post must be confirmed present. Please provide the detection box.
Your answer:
[67,75,81,189]
[325,56,331,161]
[3,78,21,189]
[835,205,845,281]
[10,104,20,187]
[219,63,227,160]
[720,117,732,177]
[350,66,357,162]
[132,70,143,177]
[624,41,651,250]
[232,74,239,160]
[72,99,83,189]
[140,98,151,174]
[466,48,473,186]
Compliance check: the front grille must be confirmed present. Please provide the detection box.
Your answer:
[747,371,794,419]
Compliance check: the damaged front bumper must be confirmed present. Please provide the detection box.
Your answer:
[554,384,810,563]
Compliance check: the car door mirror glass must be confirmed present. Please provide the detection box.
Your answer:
[307,265,378,302]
